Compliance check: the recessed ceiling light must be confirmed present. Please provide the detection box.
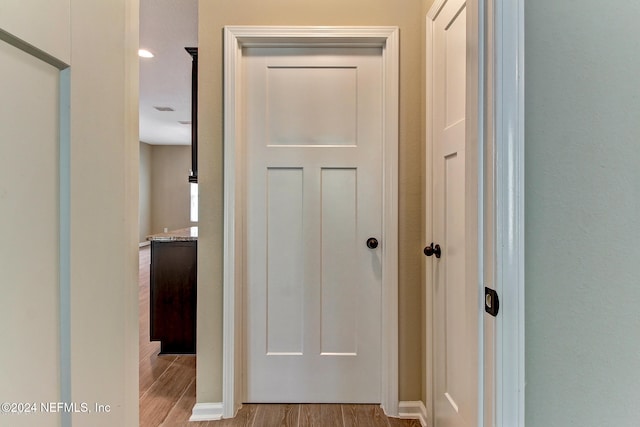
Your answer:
[154,106,174,112]
[138,49,154,58]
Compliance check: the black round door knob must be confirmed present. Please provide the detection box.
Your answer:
[423,243,442,258]
[366,238,379,249]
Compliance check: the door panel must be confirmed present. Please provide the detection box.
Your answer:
[320,168,358,355]
[445,7,467,127]
[442,150,466,412]
[245,47,383,403]
[267,67,357,146]
[266,167,304,354]
[430,0,478,425]
[0,38,61,427]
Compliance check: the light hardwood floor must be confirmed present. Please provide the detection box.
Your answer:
[139,246,421,427]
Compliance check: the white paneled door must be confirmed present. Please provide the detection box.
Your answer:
[429,0,479,425]
[244,47,383,403]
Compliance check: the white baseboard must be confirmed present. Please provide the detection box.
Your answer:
[189,402,223,422]
[398,401,428,427]
[190,401,425,424]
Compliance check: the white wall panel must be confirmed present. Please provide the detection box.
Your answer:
[0,2,139,426]
[0,39,61,427]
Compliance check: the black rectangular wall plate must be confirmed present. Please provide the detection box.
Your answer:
[485,287,500,317]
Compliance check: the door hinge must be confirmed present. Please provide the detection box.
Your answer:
[484,287,499,317]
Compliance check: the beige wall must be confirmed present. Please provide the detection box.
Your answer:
[150,144,194,234]
[139,141,152,242]
[199,0,427,403]
[139,143,194,242]
[69,0,139,427]
[0,0,70,62]
[69,0,139,425]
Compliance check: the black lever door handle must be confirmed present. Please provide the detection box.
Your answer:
[423,243,441,258]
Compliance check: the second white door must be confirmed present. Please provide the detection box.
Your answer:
[244,46,384,403]
[429,0,479,425]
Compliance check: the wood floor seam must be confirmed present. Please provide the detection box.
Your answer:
[139,353,174,401]
[161,377,196,426]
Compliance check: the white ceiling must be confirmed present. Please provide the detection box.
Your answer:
[139,0,197,145]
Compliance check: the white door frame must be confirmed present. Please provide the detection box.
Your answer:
[221,26,400,419]
[492,0,526,425]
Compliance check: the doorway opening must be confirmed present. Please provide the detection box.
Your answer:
[221,26,400,418]
[137,0,199,425]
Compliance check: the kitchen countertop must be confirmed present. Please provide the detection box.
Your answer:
[147,227,198,242]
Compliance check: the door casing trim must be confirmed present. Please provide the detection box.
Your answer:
[221,26,400,418]
[493,0,526,424]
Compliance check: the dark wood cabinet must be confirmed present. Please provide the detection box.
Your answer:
[150,240,197,354]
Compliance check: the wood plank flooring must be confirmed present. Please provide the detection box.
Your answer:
[138,246,421,427]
